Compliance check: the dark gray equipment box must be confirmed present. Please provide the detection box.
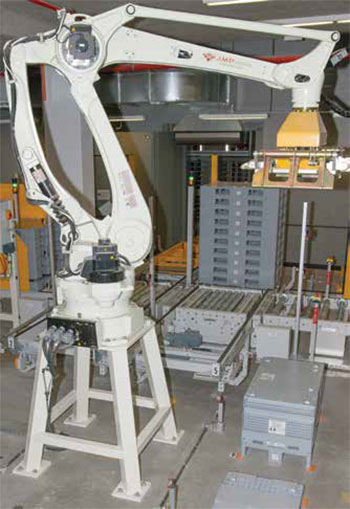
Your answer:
[199,183,287,289]
[17,225,63,291]
[212,472,304,509]
[241,358,325,468]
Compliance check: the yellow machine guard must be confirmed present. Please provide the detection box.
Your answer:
[277,110,327,148]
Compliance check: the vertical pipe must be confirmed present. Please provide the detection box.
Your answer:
[10,194,20,327]
[167,479,177,509]
[325,257,333,299]
[48,216,57,305]
[13,188,19,223]
[336,299,347,321]
[216,394,225,433]
[293,201,308,358]
[148,196,156,317]
[186,184,194,287]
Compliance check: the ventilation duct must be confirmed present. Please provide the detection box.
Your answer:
[97,70,231,105]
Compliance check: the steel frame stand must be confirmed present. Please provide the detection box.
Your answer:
[13,320,183,503]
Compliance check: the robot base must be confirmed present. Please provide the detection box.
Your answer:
[13,319,183,502]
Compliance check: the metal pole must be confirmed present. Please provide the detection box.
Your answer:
[293,201,308,358]
[216,394,225,433]
[336,298,347,321]
[48,216,57,305]
[167,479,177,509]
[148,196,156,317]
[10,193,21,327]
[325,256,334,299]
[186,184,194,287]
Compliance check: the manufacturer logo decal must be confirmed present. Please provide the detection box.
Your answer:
[203,52,235,65]
[203,52,216,62]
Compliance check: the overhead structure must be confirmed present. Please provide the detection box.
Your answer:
[2,2,350,502]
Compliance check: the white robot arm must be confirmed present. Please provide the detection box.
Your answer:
[3,3,345,273]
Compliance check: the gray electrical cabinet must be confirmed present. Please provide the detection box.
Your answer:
[253,325,292,359]
[241,358,325,468]
[212,472,304,509]
[199,183,287,289]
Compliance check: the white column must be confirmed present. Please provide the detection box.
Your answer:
[13,341,52,477]
[109,347,148,501]
[293,201,309,357]
[65,347,96,427]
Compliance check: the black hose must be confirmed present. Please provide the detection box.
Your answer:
[4,11,79,262]
[41,332,68,451]
[118,253,131,266]
[322,94,350,118]
[158,427,208,508]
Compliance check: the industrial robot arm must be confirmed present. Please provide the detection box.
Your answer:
[3,3,348,273]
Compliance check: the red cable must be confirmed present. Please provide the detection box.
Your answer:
[28,0,61,12]
[28,0,75,13]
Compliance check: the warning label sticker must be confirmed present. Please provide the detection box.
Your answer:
[268,419,286,436]
[32,168,46,184]
[118,170,137,208]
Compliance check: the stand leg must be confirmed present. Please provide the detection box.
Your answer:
[13,340,51,477]
[109,348,150,502]
[64,347,96,428]
[142,326,183,444]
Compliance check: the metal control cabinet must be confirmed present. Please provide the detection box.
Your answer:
[199,184,287,289]
[241,358,325,468]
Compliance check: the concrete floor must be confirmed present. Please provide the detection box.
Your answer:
[1,342,349,509]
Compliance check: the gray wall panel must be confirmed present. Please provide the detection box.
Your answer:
[43,67,95,215]
[0,123,18,183]
[285,225,348,266]
[114,132,185,249]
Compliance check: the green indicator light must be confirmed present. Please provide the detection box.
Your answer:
[12,179,18,193]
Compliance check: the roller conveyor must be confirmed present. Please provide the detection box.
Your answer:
[137,285,263,379]
[132,281,173,309]
[162,287,262,351]
[178,288,258,314]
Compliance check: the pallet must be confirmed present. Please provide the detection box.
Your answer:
[154,240,199,275]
